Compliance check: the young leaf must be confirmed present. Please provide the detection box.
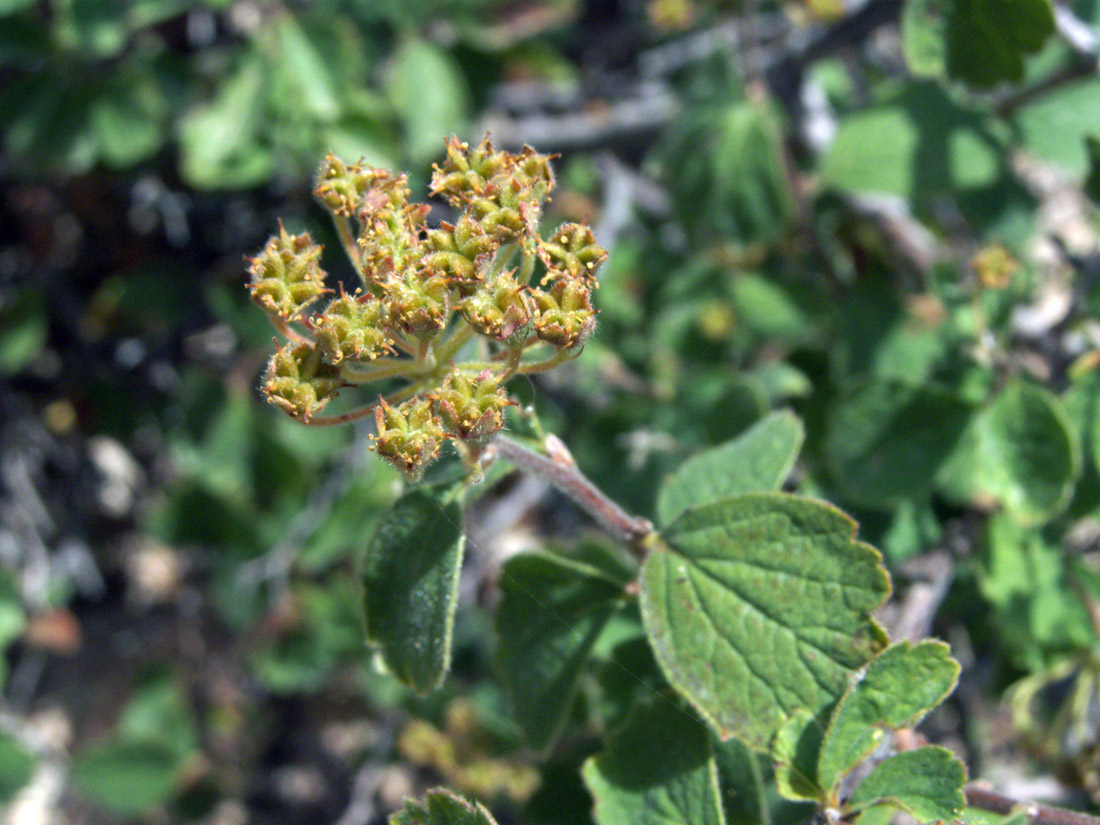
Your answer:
[913,0,1057,88]
[846,746,967,823]
[362,485,465,694]
[657,410,804,527]
[772,709,825,802]
[1014,80,1100,180]
[825,381,970,509]
[715,735,817,825]
[72,741,182,815]
[387,37,469,167]
[495,550,627,753]
[640,492,890,750]
[937,382,1080,526]
[391,787,499,825]
[582,696,727,825]
[817,640,960,793]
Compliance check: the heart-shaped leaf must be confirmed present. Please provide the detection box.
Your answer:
[641,492,890,750]
[583,696,726,825]
[657,410,804,527]
[496,549,627,752]
[362,485,465,694]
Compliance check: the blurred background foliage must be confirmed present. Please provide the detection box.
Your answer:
[1,0,1100,822]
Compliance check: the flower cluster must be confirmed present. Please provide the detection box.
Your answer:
[247,136,605,480]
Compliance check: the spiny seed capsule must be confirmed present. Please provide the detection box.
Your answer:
[314,154,391,217]
[263,343,343,420]
[432,369,515,444]
[539,223,607,285]
[372,397,446,481]
[532,279,596,349]
[383,270,451,340]
[247,224,328,320]
[459,270,532,344]
[312,289,394,365]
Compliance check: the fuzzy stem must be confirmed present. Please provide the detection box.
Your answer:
[434,320,477,364]
[340,358,421,384]
[333,215,360,273]
[300,381,426,427]
[489,435,655,556]
[269,315,313,346]
[518,347,581,375]
[966,787,1100,825]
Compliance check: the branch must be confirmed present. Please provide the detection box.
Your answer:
[966,785,1100,825]
[487,435,655,555]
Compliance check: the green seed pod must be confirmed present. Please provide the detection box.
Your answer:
[383,270,451,340]
[432,369,515,444]
[539,222,607,285]
[247,223,328,320]
[372,396,446,481]
[263,342,343,420]
[460,270,532,345]
[532,279,596,349]
[314,154,391,217]
[312,289,394,364]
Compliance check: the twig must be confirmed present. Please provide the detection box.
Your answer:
[488,435,655,555]
[966,785,1100,825]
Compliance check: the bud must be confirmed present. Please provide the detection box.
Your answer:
[263,343,343,420]
[357,174,427,286]
[971,244,1017,290]
[431,136,555,243]
[539,222,606,285]
[383,270,451,340]
[532,279,596,349]
[429,136,507,205]
[460,270,532,344]
[372,396,446,481]
[432,369,515,444]
[312,289,394,364]
[422,215,498,290]
[314,154,390,217]
[247,224,328,320]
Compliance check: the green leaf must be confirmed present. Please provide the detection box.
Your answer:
[640,492,890,750]
[72,741,182,815]
[825,381,971,509]
[657,411,804,527]
[847,747,967,823]
[661,100,795,246]
[90,68,166,168]
[730,273,812,344]
[715,736,817,825]
[390,787,499,825]
[817,641,960,793]
[362,486,465,694]
[1085,136,1100,205]
[771,709,825,802]
[937,382,1080,525]
[582,696,727,825]
[942,0,1055,87]
[978,514,1095,668]
[271,14,340,121]
[0,289,46,376]
[902,0,948,77]
[387,37,469,167]
[495,550,626,753]
[0,734,34,806]
[1015,79,1100,179]
[823,82,1006,207]
[0,0,36,15]
[178,52,274,189]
